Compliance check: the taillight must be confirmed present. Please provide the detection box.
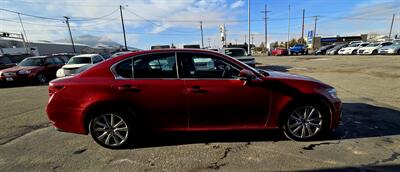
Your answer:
[49,85,64,96]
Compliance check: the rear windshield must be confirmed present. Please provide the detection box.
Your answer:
[225,49,246,57]
[68,57,92,64]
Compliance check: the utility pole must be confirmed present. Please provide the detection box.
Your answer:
[63,16,76,53]
[287,5,290,49]
[17,13,29,53]
[389,13,395,40]
[261,4,271,51]
[301,8,305,43]
[120,5,127,50]
[200,21,204,48]
[312,16,318,50]
[248,0,251,54]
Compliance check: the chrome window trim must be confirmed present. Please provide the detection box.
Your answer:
[110,52,179,80]
[110,51,246,81]
[177,51,242,80]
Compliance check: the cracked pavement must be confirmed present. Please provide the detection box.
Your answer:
[0,55,399,171]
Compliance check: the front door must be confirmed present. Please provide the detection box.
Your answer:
[178,52,269,129]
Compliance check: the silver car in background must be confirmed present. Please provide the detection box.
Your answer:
[378,40,400,55]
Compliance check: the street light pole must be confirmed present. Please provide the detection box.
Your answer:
[200,21,204,48]
[248,0,251,54]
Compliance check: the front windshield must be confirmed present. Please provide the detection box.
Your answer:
[67,57,92,64]
[349,43,360,47]
[367,43,380,47]
[18,58,44,66]
[225,49,246,57]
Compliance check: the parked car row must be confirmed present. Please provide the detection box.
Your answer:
[270,40,400,56]
[0,53,105,85]
[324,40,400,55]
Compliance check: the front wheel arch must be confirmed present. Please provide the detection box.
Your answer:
[278,95,333,130]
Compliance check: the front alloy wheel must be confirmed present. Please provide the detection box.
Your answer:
[90,113,130,148]
[283,106,325,141]
[36,73,47,84]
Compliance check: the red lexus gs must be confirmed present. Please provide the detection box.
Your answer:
[46,49,341,149]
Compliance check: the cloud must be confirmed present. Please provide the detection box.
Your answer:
[1,0,245,46]
[230,0,245,9]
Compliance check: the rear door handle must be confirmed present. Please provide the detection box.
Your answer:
[190,86,208,93]
[117,85,141,92]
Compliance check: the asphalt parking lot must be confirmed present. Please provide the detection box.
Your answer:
[0,55,399,171]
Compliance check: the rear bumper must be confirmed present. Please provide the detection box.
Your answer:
[46,95,87,134]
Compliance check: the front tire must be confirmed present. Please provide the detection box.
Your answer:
[36,73,47,84]
[282,104,328,141]
[352,50,357,55]
[89,110,134,149]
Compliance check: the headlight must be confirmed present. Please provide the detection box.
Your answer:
[18,70,31,74]
[327,88,337,99]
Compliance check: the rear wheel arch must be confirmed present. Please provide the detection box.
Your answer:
[83,100,138,134]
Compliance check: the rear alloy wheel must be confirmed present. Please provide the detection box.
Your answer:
[90,112,132,149]
[36,73,47,84]
[283,105,326,141]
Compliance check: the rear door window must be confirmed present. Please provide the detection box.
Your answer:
[133,53,177,78]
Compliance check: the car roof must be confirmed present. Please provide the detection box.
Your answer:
[71,54,99,58]
[223,48,244,49]
[26,56,48,59]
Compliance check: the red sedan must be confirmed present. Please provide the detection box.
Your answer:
[271,48,289,56]
[46,49,341,149]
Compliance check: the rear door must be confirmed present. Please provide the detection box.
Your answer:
[178,52,269,129]
[112,52,188,130]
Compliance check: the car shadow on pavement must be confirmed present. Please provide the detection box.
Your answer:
[255,65,292,72]
[324,103,400,141]
[130,102,400,149]
[0,82,48,88]
[299,164,400,172]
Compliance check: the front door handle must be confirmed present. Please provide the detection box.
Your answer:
[117,85,141,92]
[190,86,208,93]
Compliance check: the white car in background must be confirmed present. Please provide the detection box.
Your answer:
[338,42,369,55]
[56,54,105,77]
[378,40,400,55]
[358,42,392,55]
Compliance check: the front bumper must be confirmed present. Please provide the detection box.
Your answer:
[338,50,353,55]
[0,74,36,82]
[378,50,396,55]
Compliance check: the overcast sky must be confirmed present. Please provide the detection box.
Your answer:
[1,0,400,49]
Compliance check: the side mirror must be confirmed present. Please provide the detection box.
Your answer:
[239,69,255,81]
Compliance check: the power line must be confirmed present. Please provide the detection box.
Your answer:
[0,8,62,21]
[69,8,119,21]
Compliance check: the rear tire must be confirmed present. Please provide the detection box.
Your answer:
[89,108,135,149]
[372,50,378,55]
[282,103,329,141]
[352,50,357,55]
